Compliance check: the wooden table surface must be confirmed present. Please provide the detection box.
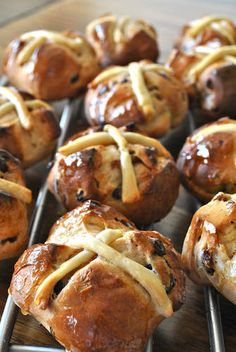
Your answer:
[0,1,236,351]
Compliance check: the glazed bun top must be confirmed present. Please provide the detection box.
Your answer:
[177,118,236,202]
[85,61,188,137]
[182,191,236,304]
[175,15,236,53]
[3,30,101,100]
[86,14,159,66]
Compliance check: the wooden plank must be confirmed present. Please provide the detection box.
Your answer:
[0,0,58,27]
[0,0,235,62]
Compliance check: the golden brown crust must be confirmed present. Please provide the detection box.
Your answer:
[177,118,236,202]
[175,17,236,53]
[0,150,28,260]
[3,31,101,100]
[86,14,159,67]
[85,61,188,137]
[0,89,60,167]
[182,192,236,304]
[10,201,185,352]
[48,127,180,226]
[168,16,236,121]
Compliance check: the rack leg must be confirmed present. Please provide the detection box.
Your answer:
[204,286,225,352]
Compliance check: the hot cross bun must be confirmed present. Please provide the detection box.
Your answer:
[3,30,101,100]
[86,14,159,67]
[0,149,31,260]
[0,87,60,167]
[10,200,185,352]
[48,125,180,226]
[85,61,188,137]
[182,192,236,304]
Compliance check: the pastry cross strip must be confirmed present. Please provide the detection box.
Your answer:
[59,125,170,204]
[191,122,236,144]
[34,228,173,317]
[0,87,51,130]
[86,14,156,44]
[91,62,172,120]
[187,45,236,82]
[0,178,32,203]
[187,15,235,44]
[17,30,83,65]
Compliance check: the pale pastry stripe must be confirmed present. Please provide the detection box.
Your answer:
[91,62,173,120]
[113,15,130,43]
[211,22,235,44]
[21,30,83,49]
[86,14,116,36]
[188,46,236,80]
[36,230,173,317]
[59,130,169,157]
[17,37,46,65]
[128,62,155,119]
[0,87,32,130]
[0,178,32,203]
[35,229,123,307]
[187,15,234,38]
[18,30,83,65]
[91,66,128,86]
[191,123,236,143]
[0,100,51,119]
[104,124,140,203]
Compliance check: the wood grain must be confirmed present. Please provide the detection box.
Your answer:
[0,1,236,351]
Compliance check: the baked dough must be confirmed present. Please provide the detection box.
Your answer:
[0,87,60,167]
[0,150,31,260]
[10,200,185,352]
[48,125,179,225]
[86,14,159,66]
[182,192,236,304]
[85,61,188,137]
[177,118,236,202]
[3,30,101,100]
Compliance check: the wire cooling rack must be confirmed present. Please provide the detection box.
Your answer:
[0,82,225,352]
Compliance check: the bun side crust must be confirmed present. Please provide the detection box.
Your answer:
[182,192,236,304]
[48,128,179,226]
[10,201,185,352]
[177,118,236,202]
[0,150,28,259]
[86,15,159,67]
[3,32,101,100]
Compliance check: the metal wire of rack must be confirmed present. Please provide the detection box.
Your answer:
[188,115,225,352]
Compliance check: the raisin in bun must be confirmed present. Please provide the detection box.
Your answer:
[182,192,236,304]
[175,15,236,53]
[3,30,101,100]
[85,61,188,137]
[0,87,60,167]
[48,125,180,226]
[10,200,185,352]
[0,149,31,260]
[86,14,159,67]
[177,118,236,202]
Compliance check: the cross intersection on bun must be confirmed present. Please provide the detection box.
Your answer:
[10,200,185,352]
[167,16,236,121]
[86,14,159,66]
[3,30,101,100]
[85,61,188,137]
[48,125,180,226]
